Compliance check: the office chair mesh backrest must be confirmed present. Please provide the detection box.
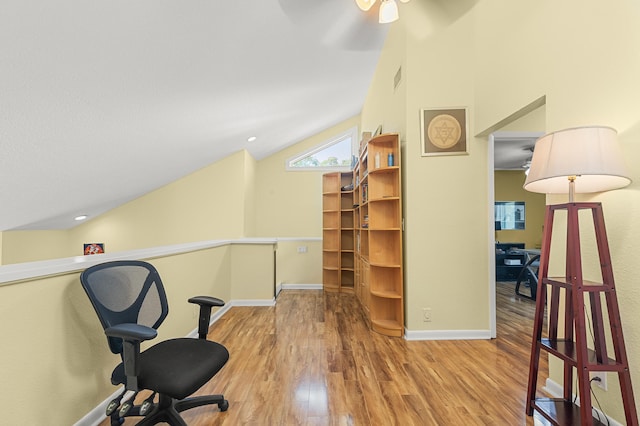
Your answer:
[81,260,169,355]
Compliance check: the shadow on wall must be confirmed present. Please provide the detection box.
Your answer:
[65,274,117,414]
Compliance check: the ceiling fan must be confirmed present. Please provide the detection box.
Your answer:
[355,0,411,23]
[277,0,389,51]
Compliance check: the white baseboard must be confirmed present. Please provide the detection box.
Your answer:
[276,283,322,296]
[229,298,276,307]
[544,378,623,426]
[542,377,563,398]
[404,329,492,341]
[281,283,323,290]
[74,297,275,426]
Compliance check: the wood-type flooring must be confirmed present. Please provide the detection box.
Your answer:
[101,281,549,425]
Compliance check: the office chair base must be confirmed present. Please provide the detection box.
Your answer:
[111,393,228,426]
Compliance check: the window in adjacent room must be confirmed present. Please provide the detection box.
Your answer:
[286,126,357,171]
[495,201,526,230]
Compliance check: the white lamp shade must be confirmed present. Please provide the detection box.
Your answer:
[523,126,631,194]
[379,0,399,23]
[355,0,376,11]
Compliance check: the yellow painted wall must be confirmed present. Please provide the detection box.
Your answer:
[364,0,640,417]
[0,116,346,284]
[474,0,640,419]
[494,171,545,249]
[243,151,258,237]
[500,104,546,134]
[362,0,487,332]
[67,150,249,254]
[1,230,71,264]
[3,0,640,420]
[1,151,252,264]
[253,115,360,237]
[230,244,275,300]
[0,244,280,425]
[275,240,322,286]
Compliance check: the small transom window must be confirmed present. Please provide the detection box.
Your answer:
[286,127,357,171]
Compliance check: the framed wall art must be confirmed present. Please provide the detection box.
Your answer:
[420,107,468,156]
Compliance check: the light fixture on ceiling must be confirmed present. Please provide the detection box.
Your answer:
[247,136,257,142]
[522,147,534,175]
[355,0,376,11]
[74,215,88,221]
[379,0,399,23]
[355,0,410,24]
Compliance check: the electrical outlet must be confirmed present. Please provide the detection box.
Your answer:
[297,246,308,254]
[590,372,608,391]
[423,308,432,322]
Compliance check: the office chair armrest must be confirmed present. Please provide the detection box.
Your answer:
[188,296,226,339]
[105,324,157,392]
[188,296,225,307]
[105,323,158,341]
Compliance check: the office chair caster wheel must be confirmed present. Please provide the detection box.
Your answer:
[119,400,133,417]
[140,399,154,416]
[105,399,120,416]
[219,399,229,412]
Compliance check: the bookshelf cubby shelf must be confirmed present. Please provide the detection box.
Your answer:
[322,133,404,337]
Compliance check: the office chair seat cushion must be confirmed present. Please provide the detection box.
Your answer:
[111,338,229,400]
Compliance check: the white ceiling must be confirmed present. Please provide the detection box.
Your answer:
[494,134,541,171]
[0,0,388,231]
[0,0,531,232]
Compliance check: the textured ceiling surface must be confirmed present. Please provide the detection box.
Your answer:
[494,134,542,171]
[1,0,527,232]
[0,0,387,230]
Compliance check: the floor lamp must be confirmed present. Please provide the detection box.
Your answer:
[522,126,638,425]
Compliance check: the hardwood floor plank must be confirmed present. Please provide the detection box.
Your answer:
[99,283,549,425]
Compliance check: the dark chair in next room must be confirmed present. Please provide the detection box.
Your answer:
[515,254,540,301]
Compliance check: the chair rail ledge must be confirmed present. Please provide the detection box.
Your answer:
[0,238,278,286]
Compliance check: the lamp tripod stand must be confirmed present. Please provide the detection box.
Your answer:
[523,126,636,425]
[526,202,638,425]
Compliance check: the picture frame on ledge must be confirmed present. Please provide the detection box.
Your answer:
[83,243,105,255]
[420,107,468,157]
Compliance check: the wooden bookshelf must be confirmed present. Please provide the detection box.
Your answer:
[365,134,403,337]
[322,173,341,292]
[324,133,403,337]
[322,171,356,293]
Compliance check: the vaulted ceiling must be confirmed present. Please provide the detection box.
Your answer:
[1,0,387,230]
[2,0,530,232]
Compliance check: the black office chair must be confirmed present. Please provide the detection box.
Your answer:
[515,254,540,301]
[80,260,230,425]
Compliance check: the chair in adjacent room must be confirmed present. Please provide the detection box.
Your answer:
[80,260,230,426]
[515,254,540,300]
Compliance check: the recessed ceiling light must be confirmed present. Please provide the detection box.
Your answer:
[247,136,257,142]
[74,215,88,221]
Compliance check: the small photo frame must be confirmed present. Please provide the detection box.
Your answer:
[84,243,105,255]
[420,107,468,156]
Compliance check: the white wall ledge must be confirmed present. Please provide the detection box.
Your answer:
[0,238,278,285]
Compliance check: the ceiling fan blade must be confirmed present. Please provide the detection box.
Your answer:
[278,0,387,51]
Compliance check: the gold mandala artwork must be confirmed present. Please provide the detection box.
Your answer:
[427,114,462,149]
